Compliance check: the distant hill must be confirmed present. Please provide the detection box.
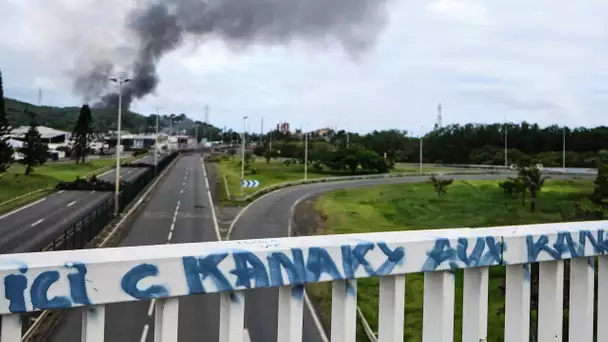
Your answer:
[5,98,200,134]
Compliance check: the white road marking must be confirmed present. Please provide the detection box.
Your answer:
[180,189,183,194]
[167,231,173,241]
[182,182,185,186]
[140,324,149,342]
[243,328,251,342]
[57,190,64,194]
[31,219,44,227]
[147,300,155,317]
[67,201,76,207]
[201,159,221,241]
[0,197,47,220]
[90,190,96,194]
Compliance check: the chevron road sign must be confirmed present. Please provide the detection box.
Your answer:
[241,180,260,188]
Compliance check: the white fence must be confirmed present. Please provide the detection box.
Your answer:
[1,221,607,341]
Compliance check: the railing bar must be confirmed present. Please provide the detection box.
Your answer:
[81,304,105,342]
[277,285,304,342]
[1,314,21,342]
[378,274,406,342]
[154,298,179,342]
[597,256,608,342]
[422,271,455,342]
[537,260,564,341]
[568,257,594,342]
[504,264,531,342]
[219,291,245,342]
[462,267,489,342]
[330,279,358,342]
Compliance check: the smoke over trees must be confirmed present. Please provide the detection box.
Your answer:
[73,0,391,109]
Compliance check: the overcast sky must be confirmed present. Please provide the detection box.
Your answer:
[1,0,607,135]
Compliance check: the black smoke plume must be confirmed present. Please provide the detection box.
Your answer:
[76,0,391,109]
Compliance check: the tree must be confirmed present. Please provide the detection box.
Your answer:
[519,166,549,212]
[0,70,14,172]
[19,109,48,175]
[429,175,454,197]
[72,104,94,163]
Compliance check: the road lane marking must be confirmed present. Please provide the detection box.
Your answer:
[182,182,185,186]
[67,201,76,207]
[0,197,47,220]
[91,190,95,194]
[180,189,183,194]
[243,328,251,342]
[167,231,173,241]
[31,219,44,227]
[201,158,221,242]
[57,190,64,194]
[140,324,149,342]
[147,300,155,317]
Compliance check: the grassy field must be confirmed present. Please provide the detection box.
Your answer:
[216,157,458,199]
[0,157,138,213]
[308,179,594,342]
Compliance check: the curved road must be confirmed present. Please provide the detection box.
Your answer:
[228,172,595,342]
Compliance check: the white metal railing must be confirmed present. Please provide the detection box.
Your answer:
[1,220,608,341]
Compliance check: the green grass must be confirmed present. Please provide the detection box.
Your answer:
[217,157,457,199]
[0,157,139,212]
[308,179,594,342]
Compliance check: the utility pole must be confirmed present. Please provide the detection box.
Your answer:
[241,116,248,196]
[261,117,264,145]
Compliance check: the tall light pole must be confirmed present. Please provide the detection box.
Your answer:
[504,117,508,167]
[304,129,309,180]
[563,126,566,169]
[154,107,161,176]
[241,116,248,196]
[109,77,131,216]
[419,126,423,173]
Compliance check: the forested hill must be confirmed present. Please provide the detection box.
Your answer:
[4,98,200,134]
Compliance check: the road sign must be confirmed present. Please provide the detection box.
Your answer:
[242,180,260,188]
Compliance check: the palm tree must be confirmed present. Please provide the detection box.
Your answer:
[519,166,549,212]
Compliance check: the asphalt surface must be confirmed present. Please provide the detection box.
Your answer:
[0,154,158,254]
[46,170,597,341]
[49,153,222,342]
[227,172,597,342]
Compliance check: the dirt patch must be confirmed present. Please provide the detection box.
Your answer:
[292,194,327,237]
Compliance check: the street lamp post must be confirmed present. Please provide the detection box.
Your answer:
[241,116,248,196]
[154,107,160,176]
[304,130,309,180]
[419,126,423,173]
[109,77,131,216]
[504,117,508,167]
[563,127,566,169]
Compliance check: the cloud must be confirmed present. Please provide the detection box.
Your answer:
[1,0,607,135]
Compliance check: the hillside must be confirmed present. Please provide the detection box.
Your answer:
[5,98,198,134]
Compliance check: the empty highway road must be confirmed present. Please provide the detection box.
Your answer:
[0,154,158,254]
[49,152,221,342]
[45,170,595,341]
